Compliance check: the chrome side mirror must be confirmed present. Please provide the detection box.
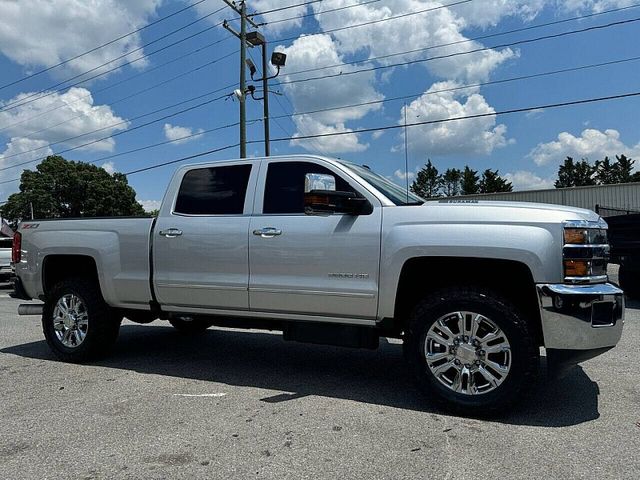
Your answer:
[305,173,336,193]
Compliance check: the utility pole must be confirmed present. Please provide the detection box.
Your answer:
[261,40,270,157]
[224,2,286,158]
[223,1,259,158]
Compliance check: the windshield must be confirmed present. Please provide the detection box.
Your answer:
[339,161,424,206]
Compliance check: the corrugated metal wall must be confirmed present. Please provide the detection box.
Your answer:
[458,183,640,211]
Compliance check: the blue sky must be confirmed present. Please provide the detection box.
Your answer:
[0,0,639,210]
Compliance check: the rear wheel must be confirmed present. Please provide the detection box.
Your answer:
[42,278,121,363]
[169,318,214,333]
[404,287,538,415]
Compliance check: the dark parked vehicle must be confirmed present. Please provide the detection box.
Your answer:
[597,205,640,298]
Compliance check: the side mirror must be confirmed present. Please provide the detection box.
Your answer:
[304,173,372,216]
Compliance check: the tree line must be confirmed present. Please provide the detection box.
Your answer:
[411,154,639,199]
[410,161,512,198]
[555,154,640,187]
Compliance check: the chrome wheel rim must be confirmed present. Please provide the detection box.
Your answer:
[424,311,511,395]
[52,294,88,348]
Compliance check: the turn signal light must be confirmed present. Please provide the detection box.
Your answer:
[564,259,590,277]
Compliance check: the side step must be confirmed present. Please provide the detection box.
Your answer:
[18,304,44,316]
[283,322,379,350]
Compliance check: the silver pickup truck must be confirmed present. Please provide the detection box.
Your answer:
[13,155,624,414]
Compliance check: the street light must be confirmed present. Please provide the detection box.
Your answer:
[245,31,287,156]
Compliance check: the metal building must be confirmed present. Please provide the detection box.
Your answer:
[457,182,640,213]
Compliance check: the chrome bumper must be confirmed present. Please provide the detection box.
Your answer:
[536,283,624,350]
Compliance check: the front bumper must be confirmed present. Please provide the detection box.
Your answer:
[537,283,624,350]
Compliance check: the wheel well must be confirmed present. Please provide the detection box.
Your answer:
[392,257,543,345]
[42,255,99,297]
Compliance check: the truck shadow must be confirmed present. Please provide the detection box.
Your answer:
[1,323,601,427]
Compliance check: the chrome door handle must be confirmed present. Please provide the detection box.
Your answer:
[253,227,282,238]
[159,228,183,238]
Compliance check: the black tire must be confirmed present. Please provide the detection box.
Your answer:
[618,264,640,299]
[403,286,539,416]
[169,318,214,333]
[42,278,121,363]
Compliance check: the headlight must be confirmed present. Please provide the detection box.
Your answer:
[563,219,609,284]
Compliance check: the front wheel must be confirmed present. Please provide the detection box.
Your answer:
[404,287,539,415]
[42,279,121,363]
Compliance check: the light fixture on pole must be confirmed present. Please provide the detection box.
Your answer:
[245,31,287,157]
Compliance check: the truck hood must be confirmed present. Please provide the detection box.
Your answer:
[412,199,601,224]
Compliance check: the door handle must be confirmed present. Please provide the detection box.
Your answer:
[253,227,282,238]
[159,228,183,238]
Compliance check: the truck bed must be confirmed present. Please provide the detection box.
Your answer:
[17,217,155,309]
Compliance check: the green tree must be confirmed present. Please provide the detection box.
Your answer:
[613,154,635,183]
[555,157,596,188]
[479,169,512,193]
[0,155,145,224]
[460,166,480,195]
[595,156,617,185]
[411,160,442,198]
[442,168,462,197]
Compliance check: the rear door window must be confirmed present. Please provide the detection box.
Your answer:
[174,165,252,215]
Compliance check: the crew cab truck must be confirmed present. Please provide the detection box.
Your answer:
[13,155,624,414]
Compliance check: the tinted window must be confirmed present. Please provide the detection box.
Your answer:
[0,238,12,248]
[174,165,252,215]
[263,161,356,214]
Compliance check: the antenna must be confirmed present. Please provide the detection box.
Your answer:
[403,102,409,203]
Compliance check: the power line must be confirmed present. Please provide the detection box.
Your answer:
[268,55,640,122]
[272,0,474,43]
[250,0,324,17]
[0,0,210,91]
[0,5,231,113]
[0,48,239,135]
[257,0,382,27]
[0,51,238,142]
[282,3,640,78]
[119,89,640,176]
[278,16,640,86]
[0,93,231,173]
[3,52,638,182]
[2,88,639,188]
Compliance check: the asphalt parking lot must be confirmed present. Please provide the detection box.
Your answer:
[1,272,639,479]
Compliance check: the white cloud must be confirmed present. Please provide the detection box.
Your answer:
[163,123,204,145]
[139,199,161,212]
[371,130,385,140]
[311,0,521,83]
[0,1,162,78]
[528,128,640,166]
[560,0,637,14]
[290,115,368,153]
[0,87,129,152]
[398,82,510,157]
[504,170,555,191]
[101,161,115,175]
[393,168,416,181]
[278,34,383,153]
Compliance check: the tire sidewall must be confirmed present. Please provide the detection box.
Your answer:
[406,289,537,413]
[42,279,119,362]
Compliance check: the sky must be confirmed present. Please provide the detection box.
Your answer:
[0,0,639,211]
